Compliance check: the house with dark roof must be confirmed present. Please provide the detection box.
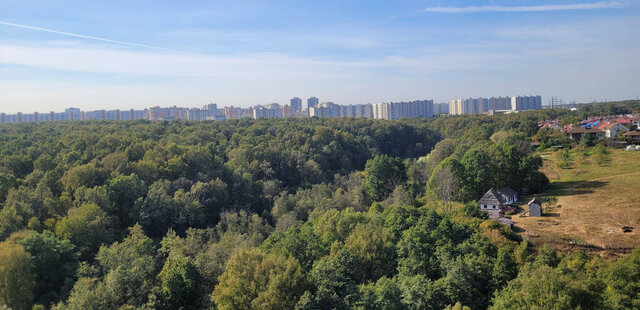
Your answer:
[624,130,640,143]
[498,187,518,204]
[567,126,605,140]
[477,188,508,219]
[477,187,522,224]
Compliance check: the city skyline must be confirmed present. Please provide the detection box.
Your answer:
[1,1,639,113]
[0,94,547,116]
[0,95,551,124]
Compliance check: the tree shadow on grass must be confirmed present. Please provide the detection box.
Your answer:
[548,180,608,195]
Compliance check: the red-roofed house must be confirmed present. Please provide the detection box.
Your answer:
[600,122,629,138]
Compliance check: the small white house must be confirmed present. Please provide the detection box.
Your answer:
[478,188,507,211]
[602,122,629,138]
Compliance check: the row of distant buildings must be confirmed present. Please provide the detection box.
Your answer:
[0,95,542,124]
[538,114,640,142]
[449,95,542,115]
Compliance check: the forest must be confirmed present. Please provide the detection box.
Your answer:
[1,103,640,310]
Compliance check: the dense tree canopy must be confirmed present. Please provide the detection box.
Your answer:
[0,108,638,309]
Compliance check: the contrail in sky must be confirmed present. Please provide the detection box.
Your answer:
[0,21,173,51]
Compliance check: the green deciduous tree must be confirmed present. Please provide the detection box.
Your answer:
[492,248,517,288]
[60,164,108,194]
[356,277,404,310]
[158,255,201,310]
[0,242,35,310]
[0,172,19,203]
[212,248,307,310]
[602,247,640,309]
[18,231,78,305]
[304,249,361,309]
[55,203,113,259]
[460,148,495,201]
[344,222,396,282]
[95,224,156,308]
[363,155,406,202]
[491,264,602,310]
[426,157,464,210]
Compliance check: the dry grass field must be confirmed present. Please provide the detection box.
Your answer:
[513,148,640,257]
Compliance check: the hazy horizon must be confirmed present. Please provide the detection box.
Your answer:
[1,0,639,114]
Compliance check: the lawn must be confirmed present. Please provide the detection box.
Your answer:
[514,148,640,257]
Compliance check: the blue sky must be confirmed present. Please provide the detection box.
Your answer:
[0,0,639,113]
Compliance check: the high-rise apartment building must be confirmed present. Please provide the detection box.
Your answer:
[148,106,189,121]
[434,103,449,115]
[224,106,241,120]
[489,97,512,111]
[253,103,283,119]
[513,95,542,111]
[290,97,303,113]
[187,103,219,121]
[307,97,319,116]
[450,95,542,114]
[309,102,340,118]
[84,110,106,120]
[373,100,434,120]
[66,108,82,121]
[283,105,296,118]
[449,99,465,115]
[340,104,373,118]
[307,97,319,109]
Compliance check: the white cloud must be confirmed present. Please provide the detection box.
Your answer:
[425,1,625,13]
[1,13,639,112]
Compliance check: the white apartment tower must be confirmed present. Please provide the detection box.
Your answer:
[309,102,340,118]
[373,100,434,120]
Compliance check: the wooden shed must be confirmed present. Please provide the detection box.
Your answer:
[528,198,542,217]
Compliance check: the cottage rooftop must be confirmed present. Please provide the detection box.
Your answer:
[568,127,605,134]
[478,188,507,205]
[498,187,517,198]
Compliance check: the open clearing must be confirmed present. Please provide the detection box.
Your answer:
[513,148,640,257]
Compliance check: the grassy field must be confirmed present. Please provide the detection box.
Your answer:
[513,148,640,257]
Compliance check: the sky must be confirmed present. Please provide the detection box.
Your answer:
[0,0,639,113]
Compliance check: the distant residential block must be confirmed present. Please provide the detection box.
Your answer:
[449,98,488,115]
[513,95,542,111]
[373,100,434,120]
[307,97,319,116]
[148,106,189,121]
[290,97,303,113]
[434,102,449,115]
[340,104,373,118]
[450,95,542,115]
[310,102,340,118]
[253,103,283,119]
